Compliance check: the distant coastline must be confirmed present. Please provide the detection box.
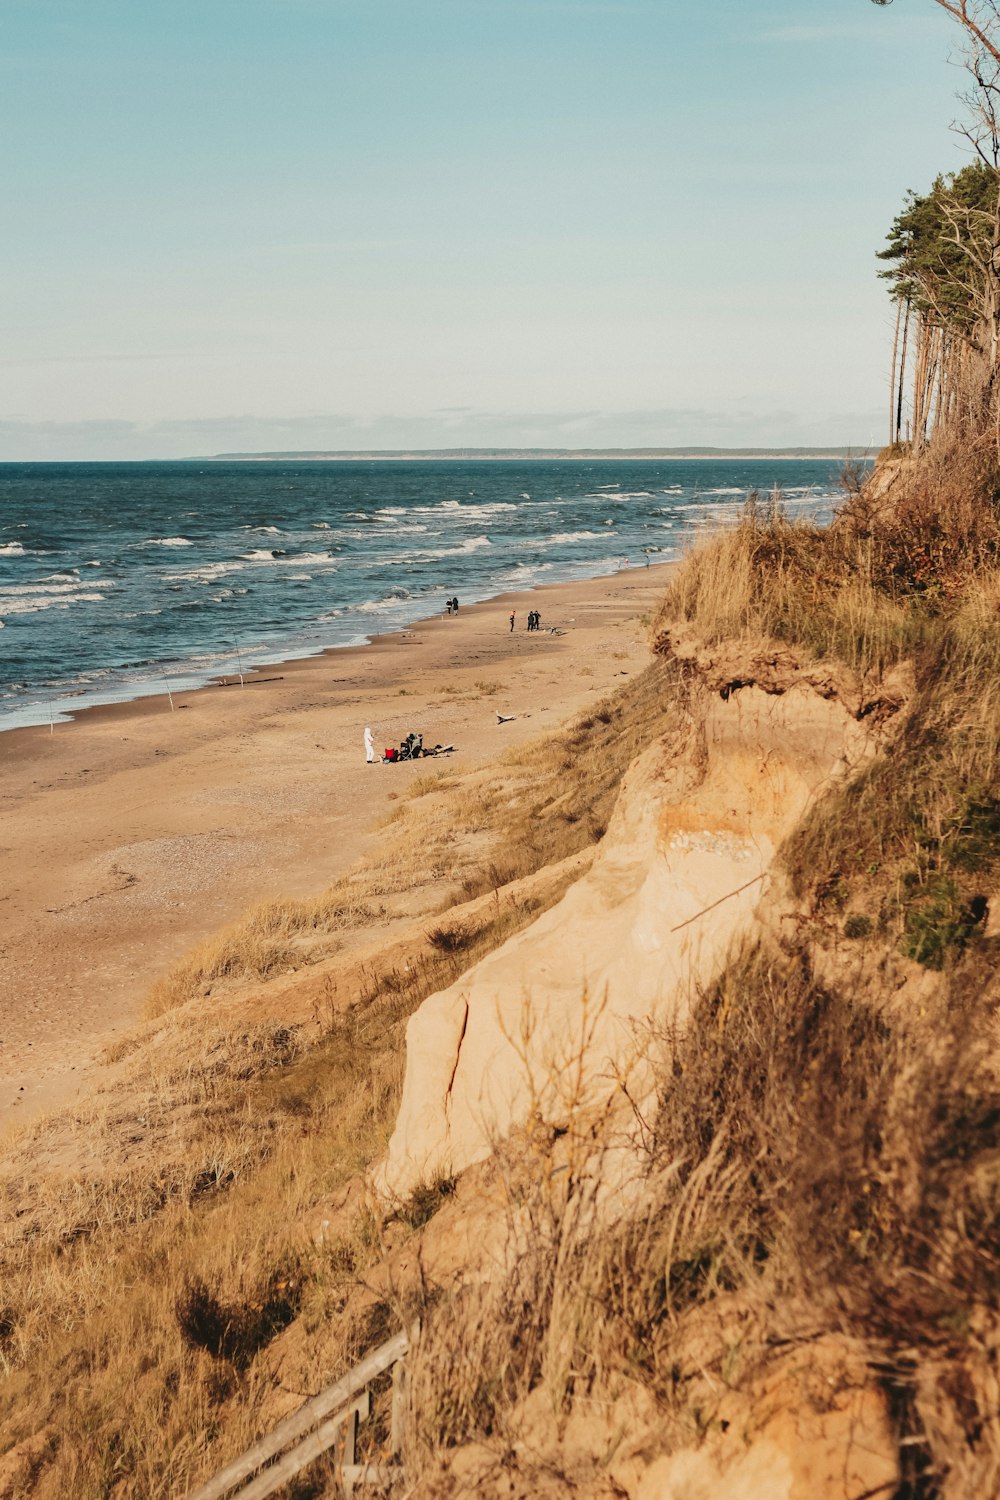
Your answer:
[199,446,866,463]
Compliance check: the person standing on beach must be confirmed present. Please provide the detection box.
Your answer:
[364,725,375,764]
[452,596,459,614]
[509,610,516,632]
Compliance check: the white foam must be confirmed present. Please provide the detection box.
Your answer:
[394,535,492,563]
[170,561,245,582]
[0,578,114,597]
[0,542,28,556]
[144,536,194,547]
[540,530,614,546]
[0,590,109,616]
[240,548,336,565]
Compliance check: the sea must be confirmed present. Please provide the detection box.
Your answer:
[0,457,848,733]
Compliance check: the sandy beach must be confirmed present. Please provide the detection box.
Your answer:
[0,562,671,1133]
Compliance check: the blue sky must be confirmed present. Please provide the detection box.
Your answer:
[0,0,974,457]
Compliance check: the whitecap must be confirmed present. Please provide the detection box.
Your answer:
[0,579,114,597]
[170,561,245,582]
[539,530,614,546]
[0,542,28,556]
[144,536,193,547]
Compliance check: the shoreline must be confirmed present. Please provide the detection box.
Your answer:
[0,558,669,739]
[0,561,673,1134]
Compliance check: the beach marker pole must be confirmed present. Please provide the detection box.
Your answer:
[233,638,245,687]
[48,698,55,735]
[162,671,175,711]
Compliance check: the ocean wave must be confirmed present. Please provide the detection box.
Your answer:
[240,548,336,565]
[540,530,615,546]
[353,590,413,614]
[702,487,745,496]
[394,536,492,563]
[0,578,114,596]
[0,591,109,616]
[0,542,29,556]
[376,500,516,518]
[251,525,282,534]
[170,561,245,582]
[142,536,194,547]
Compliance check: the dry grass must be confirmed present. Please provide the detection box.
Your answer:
[0,871,567,1497]
[405,946,1000,1496]
[657,484,1000,971]
[398,453,1000,1496]
[0,658,680,1498]
[782,590,1000,964]
[148,658,680,1015]
[16,445,1000,1495]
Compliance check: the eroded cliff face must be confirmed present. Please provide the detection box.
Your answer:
[375,648,886,1203]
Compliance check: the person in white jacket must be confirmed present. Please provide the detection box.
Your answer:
[364,726,375,764]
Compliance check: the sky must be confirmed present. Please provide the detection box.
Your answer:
[0,0,979,459]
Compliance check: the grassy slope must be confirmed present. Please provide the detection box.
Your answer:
[6,467,1000,1496]
[0,660,681,1499]
[405,480,1000,1497]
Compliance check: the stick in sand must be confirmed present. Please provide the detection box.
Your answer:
[48,697,55,736]
[233,638,245,687]
[162,670,175,711]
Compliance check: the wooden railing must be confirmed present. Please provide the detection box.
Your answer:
[185,1326,412,1500]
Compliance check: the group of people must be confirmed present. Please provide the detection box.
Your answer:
[509,608,543,632]
[445,596,460,615]
[366,727,423,762]
[365,725,454,764]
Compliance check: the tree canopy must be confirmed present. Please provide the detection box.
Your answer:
[878,163,999,342]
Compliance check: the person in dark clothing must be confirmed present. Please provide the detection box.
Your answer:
[509,610,516,632]
[452,596,459,614]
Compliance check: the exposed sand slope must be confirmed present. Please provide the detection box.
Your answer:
[377,662,877,1200]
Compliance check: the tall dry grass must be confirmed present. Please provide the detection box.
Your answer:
[0,658,682,1498]
[405,946,1000,1496]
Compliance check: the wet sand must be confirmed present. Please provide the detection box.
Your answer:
[0,563,671,1132]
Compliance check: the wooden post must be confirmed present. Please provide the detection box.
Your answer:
[340,1405,358,1499]
[390,1358,407,1458]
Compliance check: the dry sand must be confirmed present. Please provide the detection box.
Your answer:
[0,563,671,1133]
